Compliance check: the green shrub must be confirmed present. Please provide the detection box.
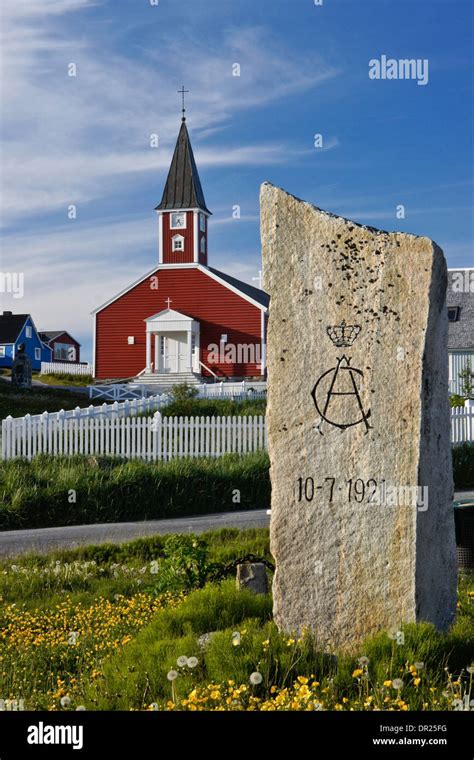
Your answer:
[450,394,466,408]
[161,396,266,417]
[147,534,214,594]
[452,442,474,489]
[169,383,199,403]
[0,452,270,530]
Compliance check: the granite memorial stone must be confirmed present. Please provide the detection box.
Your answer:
[260,182,457,649]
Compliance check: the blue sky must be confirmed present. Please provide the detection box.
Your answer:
[0,0,472,361]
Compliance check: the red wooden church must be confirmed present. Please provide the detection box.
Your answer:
[92,115,269,383]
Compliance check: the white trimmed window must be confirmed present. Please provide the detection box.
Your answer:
[200,236,206,254]
[35,347,41,360]
[199,213,206,232]
[25,326,32,338]
[160,336,166,356]
[170,212,186,229]
[172,234,185,252]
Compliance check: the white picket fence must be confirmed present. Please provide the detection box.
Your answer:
[89,380,267,400]
[1,402,472,462]
[451,406,474,445]
[1,395,170,461]
[41,362,92,376]
[1,413,267,461]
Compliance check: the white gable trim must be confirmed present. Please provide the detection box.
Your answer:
[145,308,199,333]
[91,267,164,314]
[92,313,96,377]
[158,213,164,264]
[91,264,268,315]
[193,211,198,263]
[145,308,194,323]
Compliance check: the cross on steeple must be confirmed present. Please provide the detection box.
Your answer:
[177,86,189,120]
[165,297,172,309]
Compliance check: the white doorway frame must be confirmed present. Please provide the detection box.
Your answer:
[144,308,200,374]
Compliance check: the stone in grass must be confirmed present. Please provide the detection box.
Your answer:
[260,182,457,650]
[236,563,268,595]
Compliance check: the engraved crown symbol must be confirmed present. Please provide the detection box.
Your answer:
[326,319,361,348]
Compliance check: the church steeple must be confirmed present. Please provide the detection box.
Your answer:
[155,116,211,266]
[156,119,211,215]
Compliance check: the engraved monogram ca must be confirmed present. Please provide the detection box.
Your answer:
[311,320,372,434]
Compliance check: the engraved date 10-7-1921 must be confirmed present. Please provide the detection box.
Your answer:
[297,477,379,504]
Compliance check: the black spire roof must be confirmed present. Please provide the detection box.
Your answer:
[155,119,211,214]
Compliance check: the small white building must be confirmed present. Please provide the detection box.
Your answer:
[447,268,474,395]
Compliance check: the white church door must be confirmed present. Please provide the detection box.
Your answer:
[163,332,187,373]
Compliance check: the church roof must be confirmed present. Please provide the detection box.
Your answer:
[208,267,270,308]
[155,119,211,214]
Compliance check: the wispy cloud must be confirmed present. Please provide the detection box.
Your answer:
[1,214,156,337]
[0,5,340,226]
[0,0,343,359]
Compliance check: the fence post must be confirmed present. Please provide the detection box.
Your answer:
[152,411,162,461]
[2,416,13,460]
[38,412,49,453]
[465,399,474,442]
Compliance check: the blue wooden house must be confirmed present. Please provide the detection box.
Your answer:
[0,312,52,371]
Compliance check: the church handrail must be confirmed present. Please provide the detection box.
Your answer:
[198,360,218,381]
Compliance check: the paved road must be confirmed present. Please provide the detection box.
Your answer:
[1,490,472,558]
[0,509,270,557]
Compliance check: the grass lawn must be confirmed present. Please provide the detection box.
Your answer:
[0,528,472,712]
[0,452,269,530]
[0,379,99,420]
[36,373,93,388]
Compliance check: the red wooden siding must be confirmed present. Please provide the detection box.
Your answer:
[162,211,194,264]
[95,267,263,380]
